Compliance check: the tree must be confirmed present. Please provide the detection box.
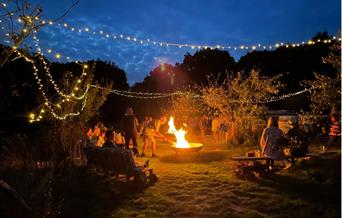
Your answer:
[201,70,284,142]
[303,41,341,115]
[181,48,236,85]
[0,0,79,67]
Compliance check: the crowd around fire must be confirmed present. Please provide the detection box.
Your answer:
[85,106,341,170]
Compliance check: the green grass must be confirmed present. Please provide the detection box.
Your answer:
[2,136,340,217]
[65,136,340,218]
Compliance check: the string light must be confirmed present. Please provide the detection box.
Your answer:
[52,21,340,51]
[11,48,321,122]
[32,33,90,100]
[89,85,183,99]
[6,13,339,52]
[12,48,90,122]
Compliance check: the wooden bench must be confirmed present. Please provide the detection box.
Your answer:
[231,155,296,171]
[306,151,339,157]
[85,147,157,184]
[231,150,339,170]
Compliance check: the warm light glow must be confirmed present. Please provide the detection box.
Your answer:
[168,117,190,148]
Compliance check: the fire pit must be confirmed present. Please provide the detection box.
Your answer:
[168,117,203,155]
[171,142,203,154]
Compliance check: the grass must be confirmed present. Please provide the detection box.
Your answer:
[1,135,341,217]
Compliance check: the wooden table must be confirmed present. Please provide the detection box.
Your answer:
[231,156,271,161]
[306,151,339,157]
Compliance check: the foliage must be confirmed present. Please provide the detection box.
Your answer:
[0,0,79,67]
[303,42,341,115]
[166,91,205,133]
[200,70,284,141]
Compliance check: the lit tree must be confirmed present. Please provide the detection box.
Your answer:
[201,70,284,141]
[0,0,79,67]
[167,90,205,134]
[303,41,341,115]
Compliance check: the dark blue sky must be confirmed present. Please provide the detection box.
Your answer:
[28,0,340,84]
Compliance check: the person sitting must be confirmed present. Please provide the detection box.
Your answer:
[93,123,101,137]
[86,128,93,139]
[260,117,292,170]
[96,131,106,147]
[113,131,125,148]
[141,116,168,158]
[102,131,117,148]
[286,120,308,157]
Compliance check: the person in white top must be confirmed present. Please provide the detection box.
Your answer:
[260,117,292,170]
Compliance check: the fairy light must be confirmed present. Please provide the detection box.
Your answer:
[16,41,319,121]
[50,22,339,52]
[32,34,90,100]
[10,44,91,123]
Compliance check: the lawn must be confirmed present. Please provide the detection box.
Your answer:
[59,136,341,218]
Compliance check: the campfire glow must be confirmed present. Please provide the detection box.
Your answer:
[168,117,190,148]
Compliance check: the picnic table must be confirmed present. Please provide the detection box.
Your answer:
[231,150,340,169]
[305,150,339,157]
[231,156,274,161]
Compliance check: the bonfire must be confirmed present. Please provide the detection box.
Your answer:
[168,116,203,154]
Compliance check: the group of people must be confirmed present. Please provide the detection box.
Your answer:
[86,107,169,158]
[86,121,125,148]
[122,107,168,157]
[199,114,229,142]
[259,113,341,170]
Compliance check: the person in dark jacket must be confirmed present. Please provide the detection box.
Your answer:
[102,131,117,148]
[122,107,139,155]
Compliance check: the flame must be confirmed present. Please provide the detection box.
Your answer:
[168,116,190,148]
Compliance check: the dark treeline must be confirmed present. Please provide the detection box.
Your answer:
[131,32,336,117]
[0,48,129,132]
[0,32,338,132]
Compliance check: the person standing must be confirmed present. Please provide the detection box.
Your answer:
[199,114,209,138]
[327,113,341,149]
[211,116,220,143]
[122,107,139,156]
[141,116,168,158]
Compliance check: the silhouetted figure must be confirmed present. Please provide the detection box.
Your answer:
[122,107,139,155]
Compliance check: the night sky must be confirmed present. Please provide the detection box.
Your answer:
[24,0,342,84]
